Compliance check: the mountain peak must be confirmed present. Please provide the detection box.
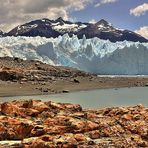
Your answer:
[54,17,65,25]
[96,19,110,26]
[56,17,64,21]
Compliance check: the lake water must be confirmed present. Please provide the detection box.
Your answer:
[0,87,148,109]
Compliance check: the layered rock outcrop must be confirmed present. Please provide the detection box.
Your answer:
[0,57,91,82]
[0,100,147,147]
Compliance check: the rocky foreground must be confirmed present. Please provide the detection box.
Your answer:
[0,100,147,147]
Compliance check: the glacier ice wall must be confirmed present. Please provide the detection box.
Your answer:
[0,34,148,75]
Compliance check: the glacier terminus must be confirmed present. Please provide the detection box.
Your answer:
[0,34,148,75]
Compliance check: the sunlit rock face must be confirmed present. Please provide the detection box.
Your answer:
[0,35,148,74]
[0,100,147,147]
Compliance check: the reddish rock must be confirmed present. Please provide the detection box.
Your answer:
[20,100,33,108]
[32,101,49,112]
[87,130,100,139]
[74,134,86,142]
[0,100,147,147]
[13,123,34,139]
[25,108,39,117]
[31,125,45,137]
[41,135,53,142]
[86,121,99,131]
[23,139,50,148]
[1,102,22,116]
[0,67,24,81]
[64,104,82,112]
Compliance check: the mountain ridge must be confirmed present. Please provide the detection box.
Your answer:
[2,17,148,42]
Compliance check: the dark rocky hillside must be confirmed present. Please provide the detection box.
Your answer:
[4,18,148,43]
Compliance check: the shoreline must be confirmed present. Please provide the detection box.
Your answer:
[0,75,148,97]
[0,84,129,98]
[0,85,144,98]
[0,87,131,98]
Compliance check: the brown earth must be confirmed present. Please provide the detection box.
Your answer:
[0,57,148,97]
[0,100,147,147]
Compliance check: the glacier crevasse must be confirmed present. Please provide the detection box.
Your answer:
[0,34,148,75]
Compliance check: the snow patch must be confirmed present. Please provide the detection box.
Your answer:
[53,23,87,32]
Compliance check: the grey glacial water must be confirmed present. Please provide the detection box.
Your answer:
[0,87,148,109]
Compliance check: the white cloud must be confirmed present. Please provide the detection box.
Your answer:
[89,19,97,24]
[0,0,92,32]
[95,0,118,7]
[135,26,148,39]
[130,3,148,17]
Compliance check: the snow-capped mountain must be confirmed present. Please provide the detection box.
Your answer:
[77,19,147,42]
[0,35,148,75]
[6,17,88,38]
[5,18,148,43]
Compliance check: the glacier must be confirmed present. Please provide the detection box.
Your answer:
[0,34,148,75]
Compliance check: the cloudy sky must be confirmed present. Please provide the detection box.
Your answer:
[0,0,148,38]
